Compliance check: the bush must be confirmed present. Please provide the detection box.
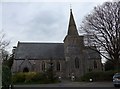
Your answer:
[12,72,59,84]
[80,71,116,82]
[31,72,48,83]
[24,72,37,83]
[2,65,12,87]
[12,72,25,83]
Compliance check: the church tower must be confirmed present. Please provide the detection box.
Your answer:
[64,9,85,78]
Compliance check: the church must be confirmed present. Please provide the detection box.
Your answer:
[12,9,102,79]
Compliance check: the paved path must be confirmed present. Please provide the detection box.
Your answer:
[14,82,114,87]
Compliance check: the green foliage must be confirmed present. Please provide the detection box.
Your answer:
[6,54,14,69]
[2,53,14,88]
[104,60,120,72]
[12,59,59,84]
[105,61,114,71]
[80,71,116,82]
[24,72,36,83]
[45,66,57,83]
[2,65,12,87]
[12,72,59,84]
[12,72,25,83]
[3,54,14,70]
[43,58,58,83]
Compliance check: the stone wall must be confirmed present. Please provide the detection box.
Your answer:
[12,58,65,77]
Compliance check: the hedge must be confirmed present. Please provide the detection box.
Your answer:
[2,65,12,87]
[80,71,118,82]
[12,72,59,84]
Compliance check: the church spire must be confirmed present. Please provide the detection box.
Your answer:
[67,9,78,35]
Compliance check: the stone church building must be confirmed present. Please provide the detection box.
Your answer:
[12,9,102,79]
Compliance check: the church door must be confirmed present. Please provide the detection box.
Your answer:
[23,67,29,72]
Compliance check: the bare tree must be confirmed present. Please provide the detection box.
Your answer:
[0,31,14,88]
[0,30,10,61]
[81,1,120,70]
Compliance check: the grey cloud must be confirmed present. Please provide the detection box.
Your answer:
[2,2,106,53]
[23,7,67,41]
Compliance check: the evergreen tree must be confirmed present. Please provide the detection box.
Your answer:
[2,52,14,88]
[45,58,57,83]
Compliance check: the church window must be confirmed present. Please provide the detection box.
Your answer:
[75,57,79,68]
[94,60,97,69]
[42,61,45,71]
[56,61,60,71]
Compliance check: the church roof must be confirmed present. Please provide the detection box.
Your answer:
[84,46,101,59]
[14,42,65,60]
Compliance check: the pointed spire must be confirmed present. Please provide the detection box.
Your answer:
[67,9,78,35]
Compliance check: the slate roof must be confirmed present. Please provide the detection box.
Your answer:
[84,46,101,59]
[14,42,65,60]
[14,42,101,60]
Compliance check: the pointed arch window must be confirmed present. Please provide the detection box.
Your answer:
[94,60,97,69]
[56,61,60,71]
[42,61,45,71]
[75,57,79,69]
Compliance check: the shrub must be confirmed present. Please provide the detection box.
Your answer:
[80,71,116,82]
[2,65,12,87]
[24,72,36,83]
[12,72,25,83]
[12,72,59,84]
[31,72,47,83]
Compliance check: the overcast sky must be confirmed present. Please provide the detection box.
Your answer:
[1,0,112,55]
